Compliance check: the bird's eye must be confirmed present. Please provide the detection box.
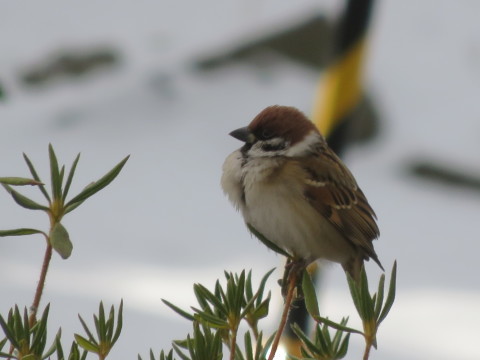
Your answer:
[260,129,274,140]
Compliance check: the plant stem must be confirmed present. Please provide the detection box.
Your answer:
[363,336,374,360]
[267,267,298,360]
[250,323,259,341]
[29,243,53,327]
[229,327,237,360]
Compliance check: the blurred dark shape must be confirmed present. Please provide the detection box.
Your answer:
[410,161,480,193]
[0,82,5,100]
[20,48,119,86]
[327,94,380,155]
[194,14,332,70]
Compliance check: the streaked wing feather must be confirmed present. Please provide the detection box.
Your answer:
[300,145,381,265]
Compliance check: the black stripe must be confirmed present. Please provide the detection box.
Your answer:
[333,0,374,59]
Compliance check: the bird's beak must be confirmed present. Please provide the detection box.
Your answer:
[229,127,255,143]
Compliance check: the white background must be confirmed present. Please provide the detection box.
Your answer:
[1,1,479,359]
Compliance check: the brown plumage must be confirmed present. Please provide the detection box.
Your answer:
[222,105,382,281]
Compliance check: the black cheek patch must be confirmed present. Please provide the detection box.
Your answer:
[261,142,286,152]
[241,142,253,155]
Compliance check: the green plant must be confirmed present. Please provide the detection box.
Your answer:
[0,145,128,359]
[154,270,275,360]
[300,264,397,360]
[1,146,397,360]
[144,264,396,360]
[74,301,123,360]
[0,305,58,359]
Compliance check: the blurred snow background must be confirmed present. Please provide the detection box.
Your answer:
[1,1,479,359]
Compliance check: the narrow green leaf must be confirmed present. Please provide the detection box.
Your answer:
[239,290,260,320]
[302,270,320,318]
[161,299,194,321]
[315,324,330,355]
[186,333,196,360]
[233,271,246,316]
[63,197,86,215]
[245,271,253,302]
[31,304,50,351]
[172,342,190,360]
[193,285,213,314]
[2,184,49,211]
[235,345,246,360]
[193,323,205,358]
[13,306,25,346]
[23,153,51,203]
[193,284,227,317]
[54,336,64,360]
[0,177,43,186]
[97,302,106,343]
[77,315,98,345]
[173,339,188,350]
[346,273,363,317]
[111,300,123,345]
[192,311,229,329]
[62,153,80,202]
[104,306,114,341]
[359,267,374,321]
[0,352,18,358]
[211,329,223,360]
[74,334,99,353]
[19,307,30,347]
[0,228,45,237]
[161,349,175,360]
[291,323,318,355]
[69,342,83,360]
[337,333,350,358]
[215,280,228,306]
[255,268,275,306]
[42,327,61,359]
[320,322,332,351]
[65,155,129,208]
[242,331,252,360]
[313,315,364,336]
[93,315,101,345]
[260,332,276,359]
[226,276,236,311]
[251,296,270,320]
[374,274,385,320]
[59,166,65,199]
[49,144,62,201]
[253,332,263,360]
[331,317,349,353]
[378,261,397,324]
[49,223,73,259]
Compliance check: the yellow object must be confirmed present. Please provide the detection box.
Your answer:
[282,336,303,358]
[312,38,368,136]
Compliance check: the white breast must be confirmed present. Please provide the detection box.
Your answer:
[221,150,355,264]
[221,150,244,210]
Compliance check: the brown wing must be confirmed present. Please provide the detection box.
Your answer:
[300,143,382,268]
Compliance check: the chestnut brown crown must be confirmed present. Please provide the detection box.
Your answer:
[248,105,319,145]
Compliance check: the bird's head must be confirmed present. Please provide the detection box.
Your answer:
[229,105,323,158]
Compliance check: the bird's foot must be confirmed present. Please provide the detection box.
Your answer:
[279,258,307,299]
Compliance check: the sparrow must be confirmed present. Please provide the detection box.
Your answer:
[221,105,382,281]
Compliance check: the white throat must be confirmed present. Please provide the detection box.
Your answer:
[285,131,323,157]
